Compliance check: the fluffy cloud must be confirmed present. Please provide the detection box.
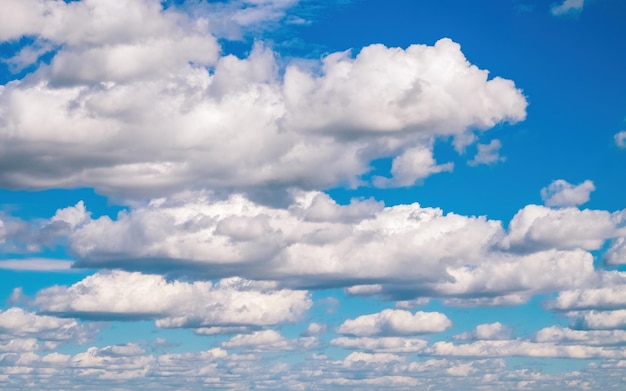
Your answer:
[468,139,505,166]
[29,191,603,302]
[551,282,626,311]
[0,308,93,344]
[503,204,617,252]
[330,337,428,353]
[34,271,311,328]
[605,237,626,265]
[221,330,316,351]
[302,322,327,336]
[534,326,626,346]
[569,310,626,330]
[336,309,451,336]
[541,179,595,208]
[373,146,453,188]
[0,0,527,201]
[454,322,511,341]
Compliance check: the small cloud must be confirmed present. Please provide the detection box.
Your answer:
[550,0,584,16]
[614,131,626,148]
[0,258,74,272]
[302,322,327,336]
[468,139,505,166]
[454,322,512,341]
[540,179,595,207]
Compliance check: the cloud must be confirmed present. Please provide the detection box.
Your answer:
[541,179,595,207]
[0,308,94,345]
[373,146,453,187]
[615,131,626,148]
[454,322,512,340]
[221,330,316,351]
[605,237,626,265]
[503,204,617,252]
[23,191,604,303]
[0,4,527,201]
[429,340,626,359]
[468,139,505,166]
[33,271,311,328]
[551,281,626,311]
[569,310,626,330]
[0,258,74,271]
[330,337,428,353]
[550,0,585,16]
[336,309,451,336]
[534,326,626,346]
[302,322,327,336]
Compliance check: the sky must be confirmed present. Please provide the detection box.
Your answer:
[0,0,625,389]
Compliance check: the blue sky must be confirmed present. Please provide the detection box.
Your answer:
[0,0,625,389]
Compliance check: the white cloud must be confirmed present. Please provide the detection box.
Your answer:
[0,9,527,200]
[429,339,626,359]
[615,131,626,148]
[0,338,39,353]
[0,308,93,344]
[551,282,626,311]
[541,179,595,207]
[373,146,453,187]
[336,309,451,336]
[468,139,505,166]
[503,204,616,251]
[33,271,311,328]
[302,322,327,336]
[605,237,626,265]
[330,337,427,353]
[0,258,74,271]
[570,310,626,330]
[454,322,512,340]
[551,0,585,16]
[38,191,604,303]
[221,330,316,351]
[534,326,626,346]
[343,352,405,365]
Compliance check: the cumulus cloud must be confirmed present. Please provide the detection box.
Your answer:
[20,191,600,303]
[0,0,527,201]
[221,330,316,351]
[336,309,451,336]
[330,337,427,353]
[534,326,626,346]
[0,308,94,344]
[570,310,626,330]
[33,271,311,328]
[373,146,453,187]
[605,237,626,265]
[503,204,617,252]
[468,139,505,166]
[454,322,512,340]
[550,0,585,16]
[551,282,626,311]
[302,322,327,336]
[541,179,595,207]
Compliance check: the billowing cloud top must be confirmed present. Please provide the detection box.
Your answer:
[0,0,526,199]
